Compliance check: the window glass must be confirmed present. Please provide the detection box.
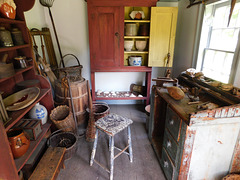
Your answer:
[196,0,240,83]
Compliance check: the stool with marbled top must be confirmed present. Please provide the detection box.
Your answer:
[90,113,133,180]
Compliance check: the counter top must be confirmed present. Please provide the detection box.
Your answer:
[156,87,240,126]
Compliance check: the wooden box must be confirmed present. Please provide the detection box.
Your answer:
[13,119,42,140]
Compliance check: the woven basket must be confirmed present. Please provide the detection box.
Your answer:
[86,102,110,142]
[58,54,83,82]
[47,130,77,160]
[50,105,76,132]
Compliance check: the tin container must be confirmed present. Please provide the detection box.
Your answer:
[0,27,14,47]
[11,28,24,46]
[14,56,27,69]
[125,23,137,36]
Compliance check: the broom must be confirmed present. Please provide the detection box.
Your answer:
[86,80,96,142]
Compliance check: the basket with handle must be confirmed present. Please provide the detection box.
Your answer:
[58,54,83,82]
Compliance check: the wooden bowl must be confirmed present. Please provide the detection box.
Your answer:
[3,87,40,111]
[167,86,185,100]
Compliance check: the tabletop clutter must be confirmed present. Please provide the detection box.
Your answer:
[153,68,240,112]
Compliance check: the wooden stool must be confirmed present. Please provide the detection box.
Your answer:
[90,113,133,180]
[29,147,66,180]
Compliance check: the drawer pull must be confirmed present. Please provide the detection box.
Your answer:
[169,120,174,125]
[167,140,172,148]
[164,161,169,168]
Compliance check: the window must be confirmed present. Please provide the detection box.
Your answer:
[196,0,240,83]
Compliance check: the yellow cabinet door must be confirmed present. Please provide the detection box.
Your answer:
[148,7,178,67]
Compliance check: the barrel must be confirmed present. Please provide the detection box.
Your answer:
[54,79,89,127]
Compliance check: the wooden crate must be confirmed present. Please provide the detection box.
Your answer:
[13,119,42,140]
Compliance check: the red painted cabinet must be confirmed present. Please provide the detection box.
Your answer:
[87,0,158,104]
[88,6,123,70]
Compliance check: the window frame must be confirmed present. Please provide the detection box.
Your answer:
[193,0,240,84]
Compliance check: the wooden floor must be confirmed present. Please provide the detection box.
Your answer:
[57,104,166,180]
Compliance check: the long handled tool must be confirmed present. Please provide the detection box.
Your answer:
[86,80,95,142]
[67,77,79,136]
[39,0,64,67]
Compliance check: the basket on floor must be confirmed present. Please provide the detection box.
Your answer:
[50,105,76,132]
[86,102,110,142]
[47,130,77,160]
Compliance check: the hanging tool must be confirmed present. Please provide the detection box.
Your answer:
[39,0,64,67]
[187,0,206,8]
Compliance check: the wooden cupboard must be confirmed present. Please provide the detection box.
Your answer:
[87,0,178,104]
[149,75,240,179]
[0,1,54,179]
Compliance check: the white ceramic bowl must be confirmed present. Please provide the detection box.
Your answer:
[136,40,147,51]
[129,56,142,66]
[124,40,134,51]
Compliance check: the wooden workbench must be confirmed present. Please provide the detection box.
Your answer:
[148,75,240,180]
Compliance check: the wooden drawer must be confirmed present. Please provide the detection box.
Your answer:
[166,106,181,141]
[163,129,178,165]
[160,148,175,180]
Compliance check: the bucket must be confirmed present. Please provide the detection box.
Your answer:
[50,105,76,132]
[47,130,77,160]
[54,79,89,127]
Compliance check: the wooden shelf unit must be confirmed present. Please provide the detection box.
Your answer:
[0,1,54,179]
[5,88,51,131]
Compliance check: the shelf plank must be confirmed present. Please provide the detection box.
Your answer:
[92,66,152,72]
[0,18,25,24]
[0,66,34,83]
[95,96,147,100]
[14,122,51,171]
[95,91,147,101]
[124,51,149,54]
[124,36,149,39]
[5,89,50,131]
[0,44,30,53]
[124,20,150,23]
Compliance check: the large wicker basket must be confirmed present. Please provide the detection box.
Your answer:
[47,130,77,160]
[50,105,76,132]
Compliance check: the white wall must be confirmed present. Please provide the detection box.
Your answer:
[172,0,200,78]
[25,0,90,83]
